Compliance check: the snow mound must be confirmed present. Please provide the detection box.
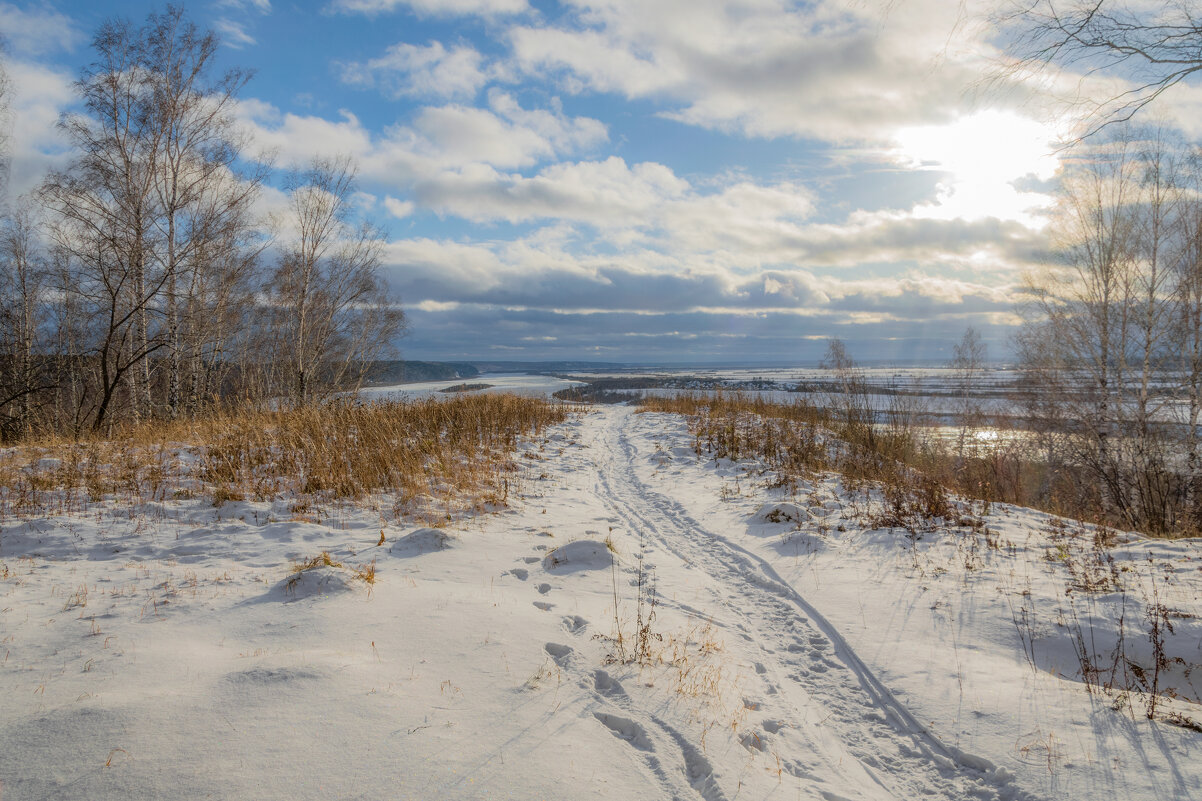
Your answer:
[276,565,356,600]
[772,530,825,556]
[543,539,614,572]
[223,666,326,686]
[389,527,456,557]
[752,502,808,525]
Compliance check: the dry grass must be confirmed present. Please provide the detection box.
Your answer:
[642,393,827,482]
[640,392,1144,536]
[0,394,569,522]
[291,550,343,573]
[286,550,377,591]
[353,560,377,585]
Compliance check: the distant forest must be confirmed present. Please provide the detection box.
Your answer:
[363,361,480,385]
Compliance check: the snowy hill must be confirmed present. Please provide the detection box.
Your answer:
[1,405,1200,799]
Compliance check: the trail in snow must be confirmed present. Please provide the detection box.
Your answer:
[572,405,1029,801]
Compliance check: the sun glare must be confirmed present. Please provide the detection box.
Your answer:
[894,110,1062,227]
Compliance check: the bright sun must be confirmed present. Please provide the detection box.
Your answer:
[894,110,1063,227]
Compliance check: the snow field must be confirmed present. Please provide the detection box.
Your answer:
[0,404,1199,799]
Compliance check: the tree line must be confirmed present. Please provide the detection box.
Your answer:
[1016,127,1202,537]
[0,6,403,441]
[822,0,1202,537]
[820,125,1202,539]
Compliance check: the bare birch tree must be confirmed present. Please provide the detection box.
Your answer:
[140,6,261,417]
[0,202,49,438]
[1126,129,1185,530]
[0,37,11,200]
[950,326,987,455]
[40,6,263,430]
[268,156,404,406]
[177,167,265,413]
[1169,150,1202,526]
[41,14,167,429]
[1019,133,1136,524]
[1018,127,1189,533]
[820,338,876,449]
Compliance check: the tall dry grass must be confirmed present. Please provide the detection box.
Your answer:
[0,394,569,522]
[642,393,827,480]
[640,392,1167,536]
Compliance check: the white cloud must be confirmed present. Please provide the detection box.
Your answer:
[411,106,550,167]
[5,60,75,196]
[384,196,415,218]
[215,18,257,49]
[235,101,377,164]
[387,237,507,291]
[236,92,605,173]
[327,0,528,17]
[409,160,824,267]
[414,156,688,223]
[0,3,83,56]
[340,41,490,100]
[659,181,815,254]
[216,0,273,12]
[381,226,1022,322]
[507,0,1020,143]
[410,91,607,168]
[509,26,674,96]
[233,91,1046,320]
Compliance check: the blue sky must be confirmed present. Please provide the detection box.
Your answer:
[5,0,1196,364]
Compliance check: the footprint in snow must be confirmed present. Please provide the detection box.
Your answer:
[562,615,588,634]
[533,601,554,611]
[739,731,768,753]
[536,582,552,595]
[544,642,572,664]
[593,669,626,697]
[782,759,814,781]
[509,568,529,581]
[593,712,653,751]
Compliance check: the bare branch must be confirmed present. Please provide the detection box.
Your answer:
[998,0,1202,137]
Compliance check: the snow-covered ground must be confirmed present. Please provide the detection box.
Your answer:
[2,405,1200,799]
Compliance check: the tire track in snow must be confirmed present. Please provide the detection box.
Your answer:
[587,406,1040,801]
[589,417,901,798]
